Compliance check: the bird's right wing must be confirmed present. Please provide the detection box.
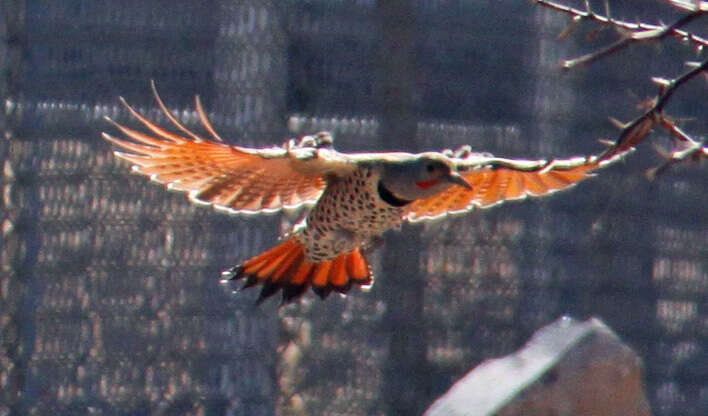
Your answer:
[405,149,627,222]
[103,86,356,215]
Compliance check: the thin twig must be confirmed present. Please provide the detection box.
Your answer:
[669,0,708,13]
[599,58,708,166]
[647,118,707,178]
[534,0,708,68]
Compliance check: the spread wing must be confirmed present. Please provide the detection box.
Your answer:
[102,85,355,214]
[405,149,625,222]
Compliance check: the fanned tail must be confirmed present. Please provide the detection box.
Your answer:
[221,239,373,304]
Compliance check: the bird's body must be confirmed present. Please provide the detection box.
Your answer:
[298,164,404,262]
[223,150,475,302]
[103,85,627,303]
[232,164,406,301]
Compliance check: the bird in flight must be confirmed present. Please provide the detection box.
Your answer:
[103,85,626,304]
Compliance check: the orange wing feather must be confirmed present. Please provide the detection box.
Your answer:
[405,156,606,222]
[102,89,334,214]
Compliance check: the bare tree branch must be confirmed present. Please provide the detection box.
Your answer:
[648,116,707,178]
[534,0,708,68]
[598,59,707,169]
[535,0,707,175]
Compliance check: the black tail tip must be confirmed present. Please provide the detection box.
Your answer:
[220,265,244,283]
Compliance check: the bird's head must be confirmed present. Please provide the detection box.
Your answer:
[378,153,472,203]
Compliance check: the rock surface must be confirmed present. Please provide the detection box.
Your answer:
[425,316,651,416]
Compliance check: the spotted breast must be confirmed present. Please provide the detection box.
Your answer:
[297,165,405,263]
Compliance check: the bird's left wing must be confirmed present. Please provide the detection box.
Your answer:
[102,87,355,215]
[405,147,625,222]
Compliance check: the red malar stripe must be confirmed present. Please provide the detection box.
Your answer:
[416,179,439,189]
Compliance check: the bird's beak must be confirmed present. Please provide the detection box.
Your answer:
[446,171,473,190]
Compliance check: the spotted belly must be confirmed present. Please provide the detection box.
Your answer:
[297,167,404,262]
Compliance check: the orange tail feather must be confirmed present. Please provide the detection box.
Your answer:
[221,239,373,304]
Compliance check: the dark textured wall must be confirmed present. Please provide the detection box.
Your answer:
[1,1,705,415]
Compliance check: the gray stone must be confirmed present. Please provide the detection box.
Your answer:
[425,317,651,416]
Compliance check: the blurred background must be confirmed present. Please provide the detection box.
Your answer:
[1,0,706,415]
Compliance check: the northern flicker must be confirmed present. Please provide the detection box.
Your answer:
[102,86,626,303]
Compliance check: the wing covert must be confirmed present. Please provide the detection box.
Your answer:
[102,86,355,214]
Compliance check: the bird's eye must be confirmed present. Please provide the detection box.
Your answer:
[426,164,435,173]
